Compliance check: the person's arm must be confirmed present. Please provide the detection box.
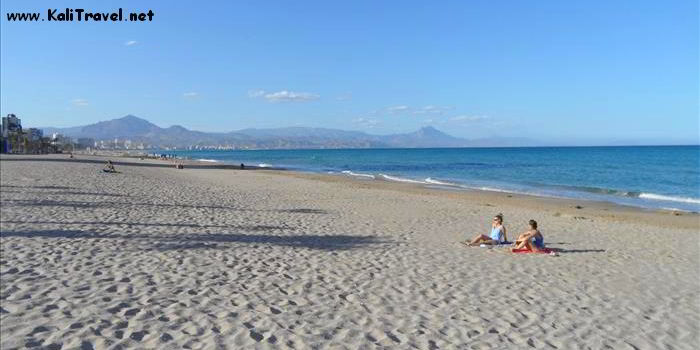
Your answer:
[515,231,533,244]
[502,226,508,242]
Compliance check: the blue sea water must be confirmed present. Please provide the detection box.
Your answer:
[168,146,700,212]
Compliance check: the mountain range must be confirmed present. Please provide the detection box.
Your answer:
[41,115,538,149]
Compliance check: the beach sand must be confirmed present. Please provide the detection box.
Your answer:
[1,155,698,349]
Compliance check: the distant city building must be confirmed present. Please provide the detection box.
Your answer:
[27,128,43,142]
[77,138,95,149]
[1,114,23,153]
[1,114,22,136]
[50,133,72,151]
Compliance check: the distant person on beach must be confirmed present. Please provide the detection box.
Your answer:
[240,163,245,170]
[103,160,116,173]
[511,220,544,252]
[466,214,508,246]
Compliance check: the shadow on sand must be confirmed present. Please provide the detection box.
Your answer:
[0,189,130,197]
[1,198,330,214]
[1,220,290,231]
[548,248,606,254]
[1,184,77,190]
[0,229,390,252]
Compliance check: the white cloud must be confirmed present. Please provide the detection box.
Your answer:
[384,105,452,115]
[247,89,266,98]
[71,98,89,106]
[124,40,138,46]
[413,105,453,115]
[183,92,199,98]
[386,105,410,114]
[451,115,491,122]
[353,117,381,128]
[253,90,320,103]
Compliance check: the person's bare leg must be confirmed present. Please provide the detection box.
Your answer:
[468,234,490,246]
[467,235,482,246]
[512,239,531,251]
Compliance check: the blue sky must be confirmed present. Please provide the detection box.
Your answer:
[1,0,697,144]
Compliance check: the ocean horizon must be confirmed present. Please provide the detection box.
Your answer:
[166,145,700,212]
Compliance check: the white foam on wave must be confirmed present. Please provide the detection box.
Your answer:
[475,186,513,193]
[197,158,219,163]
[379,174,426,184]
[639,193,700,204]
[458,184,561,199]
[661,207,691,212]
[257,163,272,168]
[341,170,375,179]
[425,178,460,187]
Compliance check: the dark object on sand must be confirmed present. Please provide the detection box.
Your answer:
[176,164,184,169]
[240,163,245,170]
[103,160,117,173]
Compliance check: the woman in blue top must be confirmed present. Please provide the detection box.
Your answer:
[512,220,544,252]
[466,214,508,246]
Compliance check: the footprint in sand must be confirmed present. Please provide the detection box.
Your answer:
[249,330,264,342]
[130,330,147,341]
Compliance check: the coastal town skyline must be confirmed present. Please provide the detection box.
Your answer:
[1,1,698,145]
[4,113,698,151]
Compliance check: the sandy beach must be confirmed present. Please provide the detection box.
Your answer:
[1,154,698,349]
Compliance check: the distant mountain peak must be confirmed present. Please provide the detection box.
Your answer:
[116,114,146,121]
[416,126,445,136]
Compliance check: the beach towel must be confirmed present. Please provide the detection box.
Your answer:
[481,241,512,247]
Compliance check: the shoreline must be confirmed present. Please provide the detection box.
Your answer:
[139,150,700,214]
[3,153,697,230]
[267,170,700,231]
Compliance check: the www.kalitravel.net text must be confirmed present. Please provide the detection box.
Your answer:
[6,8,154,22]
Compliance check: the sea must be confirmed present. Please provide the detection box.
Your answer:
[167,146,700,212]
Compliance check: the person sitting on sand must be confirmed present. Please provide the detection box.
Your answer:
[103,160,116,173]
[512,220,544,252]
[466,214,508,246]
